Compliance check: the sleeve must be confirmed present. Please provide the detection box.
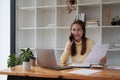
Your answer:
[86,38,95,52]
[60,42,71,64]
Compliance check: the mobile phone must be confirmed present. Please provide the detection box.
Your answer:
[69,34,74,42]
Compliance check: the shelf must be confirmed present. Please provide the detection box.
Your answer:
[56,29,69,48]
[36,29,56,49]
[77,3,100,6]
[56,48,64,51]
[57,0,76,5]
[102,28,120,46]
[17,29,36,48]
[102,0,120,4]
[57,7,77,27]
[77,0,101,4]
[78,5,100,22]
[17,0,36,8]
[56,27,69,29]
[102,3,120,26]
[17,26,36,30]
[108,48,120,51]
[102,2,120,5]
[36,27,56,29]
[102,26,120,28]
[16,0,120,62]
[37,0,56,6]
[37,8,55,27]
[37,6,56,9]
[17,9,36,28]
[86,26,100,28]
[57,4,77,8]
[18,48,36,50]
[18,6,35,10]
[86,28,101,44]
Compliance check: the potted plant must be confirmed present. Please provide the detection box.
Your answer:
[111,17,117,25]
[20,48,34,70]
[7,53,23,70]
[7,54,16,70]
[118,19,120,25]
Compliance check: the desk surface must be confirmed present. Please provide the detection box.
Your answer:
[0,65,120,80]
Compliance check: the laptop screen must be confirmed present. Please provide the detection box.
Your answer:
[36,49,58,68]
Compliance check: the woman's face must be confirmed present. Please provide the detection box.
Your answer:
[71,23,83,42]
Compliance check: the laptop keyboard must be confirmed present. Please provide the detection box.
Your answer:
[55,65,72,70]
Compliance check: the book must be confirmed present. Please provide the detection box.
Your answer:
[86,20,99,27]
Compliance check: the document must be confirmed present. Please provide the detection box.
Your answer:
[68,69,102,75]
[83,44,109,64]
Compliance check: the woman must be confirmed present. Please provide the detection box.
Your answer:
[60,20,106,65]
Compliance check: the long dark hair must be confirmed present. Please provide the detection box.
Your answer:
[70,20,87,56]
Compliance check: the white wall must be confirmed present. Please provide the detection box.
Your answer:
[0,0,10,80]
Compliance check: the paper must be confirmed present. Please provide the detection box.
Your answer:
[70,63,90,68]
[83,44,109,64]
[68,69,102,75]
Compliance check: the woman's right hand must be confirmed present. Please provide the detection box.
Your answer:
[65,32,74,50]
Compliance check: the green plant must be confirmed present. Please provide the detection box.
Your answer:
[7,54,23,68]
[111,17,117,25]
[16,56,23,65]
[112,17,116,22]
[7,54,16,68]
[20,48,34,62]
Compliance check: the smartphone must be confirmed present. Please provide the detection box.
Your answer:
[69,34,74,42]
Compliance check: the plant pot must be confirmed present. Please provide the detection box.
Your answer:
[111,21,117,25]
[30,58,36,67]
[118,21,120,25]
[10,66,15,71]
[22,62,30,71]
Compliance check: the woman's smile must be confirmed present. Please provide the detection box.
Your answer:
[71,24,83,42]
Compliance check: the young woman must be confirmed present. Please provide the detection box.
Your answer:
[60,20,106,65]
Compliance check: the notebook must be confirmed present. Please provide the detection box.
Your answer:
[36,49,72,70]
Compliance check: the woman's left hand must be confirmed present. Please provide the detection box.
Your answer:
[100,56,107,65]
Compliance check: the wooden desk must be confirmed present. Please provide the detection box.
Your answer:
[0,66,59,79]
[0,65,120,80]
[59,68,120,80]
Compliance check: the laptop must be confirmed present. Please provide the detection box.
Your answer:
[36,49,72,70]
